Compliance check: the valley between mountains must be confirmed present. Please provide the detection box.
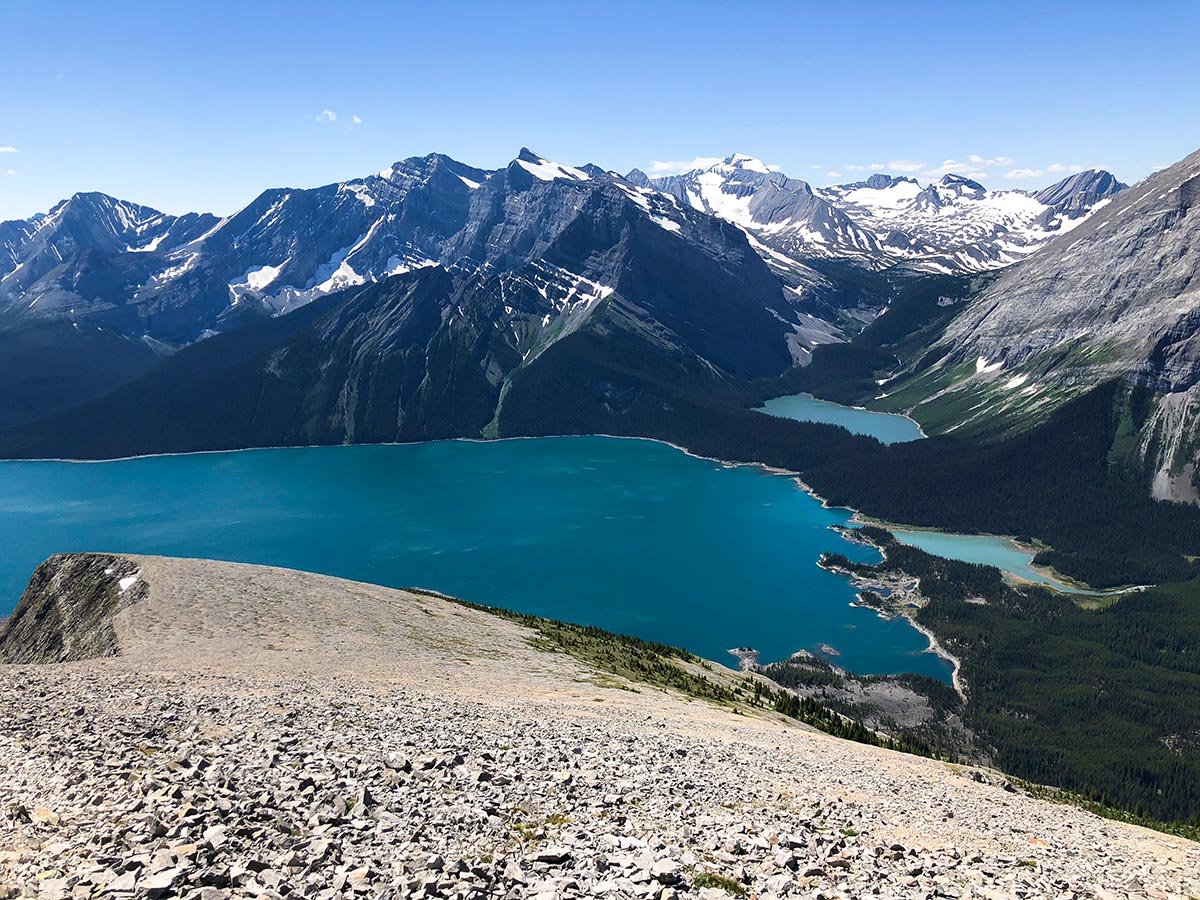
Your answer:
[2,142,1200,855]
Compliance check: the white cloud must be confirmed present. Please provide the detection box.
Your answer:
[886,160,926,173]
[0,146,18,154]
[924,159,984,177]
[649,156,722,175]
[913,154,1015,179]
[351,115,363,125]
[1004,163,1086,180]
[966,154,1013,168]
[868,163,886,171]
[3,169,14,176]
[314,109,337,123]
[826,171,843,178]
[844,164,866,171]
[767,164,782,172]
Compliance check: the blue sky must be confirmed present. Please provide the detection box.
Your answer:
[1,0,1197,220]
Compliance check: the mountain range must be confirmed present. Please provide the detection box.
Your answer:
[2,144,1198,505]
[0,149,1122,412]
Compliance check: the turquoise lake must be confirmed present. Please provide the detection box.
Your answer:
[0,436,952,681]
[887,529,1098,594]
[758,393,924,444]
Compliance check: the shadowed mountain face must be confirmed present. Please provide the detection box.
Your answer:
[0,163,811,458]
[1,148,1124,351]
[7,143,1195,493]
[0,149,841,349]
[1,149,859,441]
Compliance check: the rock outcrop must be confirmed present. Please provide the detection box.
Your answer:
[0,553,146,664]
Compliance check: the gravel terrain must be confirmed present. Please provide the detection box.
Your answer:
[1,555,1196,900]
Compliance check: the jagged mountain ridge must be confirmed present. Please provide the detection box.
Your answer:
[643,155,1124,275]
[0,154,819,457]
[870,149,1200,500]
[0,145,1170,479]
[0,149,1123,354]
[0,149,839,353]
[1,148,864,430]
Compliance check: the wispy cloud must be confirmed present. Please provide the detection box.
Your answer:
[816,152,1093,184]
[967,154,1013,168]
[649,156,723,175]
[4,169,14,176]
[0,146,18,154]
[314,110,363,129]
[1004,163,1085,179]
[885,160,926,173]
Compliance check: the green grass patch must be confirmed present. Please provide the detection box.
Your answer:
[692,872,748,896]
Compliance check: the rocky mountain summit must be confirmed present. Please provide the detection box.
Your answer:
[0,145,1133,447]
[1,554,1196,899]
[645,156,1124,275]
[0,148,854,434]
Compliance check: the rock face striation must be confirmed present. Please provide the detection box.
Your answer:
[933,149,1200,393]
[0,553,146,664]
[0,553,1197,899]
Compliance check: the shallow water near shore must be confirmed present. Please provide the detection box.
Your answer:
[886,528,1102,594]
[0,437,952,681]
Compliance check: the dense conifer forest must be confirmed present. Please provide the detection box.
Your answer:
[826,527,1200,829]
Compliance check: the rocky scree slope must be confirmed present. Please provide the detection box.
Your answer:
[0,553,1197,900]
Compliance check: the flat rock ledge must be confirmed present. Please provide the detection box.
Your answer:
[0,554,1196,900]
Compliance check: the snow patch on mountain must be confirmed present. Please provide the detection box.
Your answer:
[646,156,1125,276]
[517,155,590,183]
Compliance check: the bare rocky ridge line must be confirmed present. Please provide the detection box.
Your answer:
[0,554,1196,899]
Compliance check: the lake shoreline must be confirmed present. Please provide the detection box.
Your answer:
[817,540,963,695]
[0,426,993,686]
[849,512,1143,596]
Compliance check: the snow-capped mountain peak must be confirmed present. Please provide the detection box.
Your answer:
[511,148,591,183]
[715,153,772,174]
[647,154,1127,276]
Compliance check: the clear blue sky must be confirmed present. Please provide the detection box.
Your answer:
[1,0,1197,220]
